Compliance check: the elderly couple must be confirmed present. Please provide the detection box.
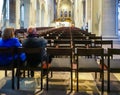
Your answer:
[0,27,52,77]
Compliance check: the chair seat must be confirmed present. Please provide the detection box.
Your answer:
[50,58,71,71]
[104,59,120,71]
[109,59,120,71]
[0,64,14,70]
[19,63,42,70]
[78,58,101,72]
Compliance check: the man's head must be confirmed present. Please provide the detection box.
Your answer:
[27,27,38,36]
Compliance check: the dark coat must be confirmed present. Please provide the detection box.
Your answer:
[22,36,48,67]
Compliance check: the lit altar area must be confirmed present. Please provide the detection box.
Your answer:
[54,0,74,27]
[55,17,72,27]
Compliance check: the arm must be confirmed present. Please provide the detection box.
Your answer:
[14,38,22,47]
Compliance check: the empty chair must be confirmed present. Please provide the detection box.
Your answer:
[73,40,92,48]
[76,48,104,94]
[54,39,72,48]
[46,48,73,91]
[94,40,113,57]
[107,48,120,92]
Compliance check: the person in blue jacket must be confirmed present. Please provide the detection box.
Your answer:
[0,27,26,66]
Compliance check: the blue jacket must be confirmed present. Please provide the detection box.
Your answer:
[0,38,26,65]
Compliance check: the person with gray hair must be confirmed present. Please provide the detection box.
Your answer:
[22,27,51,77]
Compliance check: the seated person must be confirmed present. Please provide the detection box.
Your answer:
[22,27,51,77]
[0,27,26,66]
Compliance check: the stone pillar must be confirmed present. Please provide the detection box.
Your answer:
[86,0,91,21]
[91,0,100,35]
[15,0,20,28]
[24,0,30,28]
[36,0,40,27]
[30,0,36,27]
[102,0,117,38]
[74,0,83,28]
[79,0,84,28]
[54,0,57,20]
[86,0,91,32]
[9,0,16,27]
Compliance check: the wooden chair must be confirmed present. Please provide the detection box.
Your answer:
[107,48,120,92]
[16,47,43,90]
[46,39,72,48]
[0,48,15,89]
[94,40,113,56]
[76,48,104,94]
[54,39,72,48]
[89,36,102,41]
[73,40,92,48]
[46,48,73,91]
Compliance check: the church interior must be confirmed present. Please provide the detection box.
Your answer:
[0,0,120,95]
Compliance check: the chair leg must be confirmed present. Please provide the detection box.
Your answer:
[41,70,43,90]
[77,71,78,92]
[23,70,25,77]
[95,72,97,79]
[17,69,20,89]
[12,69,14,89]
[71,70,73,91]
[46,69,49,90]
[107,71,110,92]
[5,70,7,77]
[27,70,30,77]
[101,71,104,94]
[50,71,53,78]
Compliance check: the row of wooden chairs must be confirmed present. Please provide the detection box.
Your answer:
[47,39,113,50]
[45,47,120,94]
[0,47,120,93]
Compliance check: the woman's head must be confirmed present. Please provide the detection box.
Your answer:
[2,28,15,40]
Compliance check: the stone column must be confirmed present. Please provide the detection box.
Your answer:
[74,0,83,28]
[24,0,30,28]
[36,0,40,27]
[86,0,91,21]
[9,0,16,27]
[91,0,100,35]
[54,0,57,20]
[28,0,36,27]
[15,0,20,28]
[102,0,117,38]
[86,0,91,32]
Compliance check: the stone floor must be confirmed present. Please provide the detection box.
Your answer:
[0,71,120,95]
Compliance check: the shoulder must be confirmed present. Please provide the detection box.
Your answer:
[39,37,47,43]
[11,37,19,41]
[11,37,20,43]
